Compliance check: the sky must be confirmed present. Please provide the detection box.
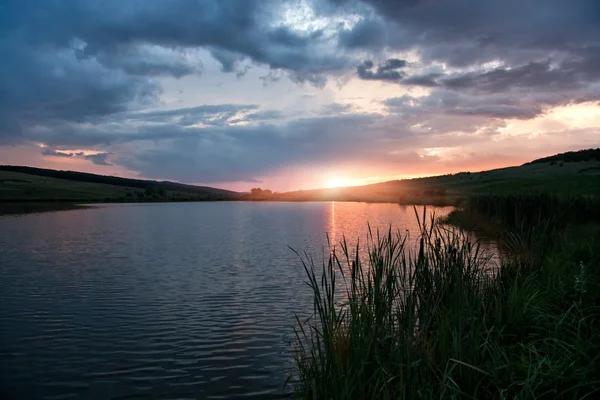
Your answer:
[1,0,600,191]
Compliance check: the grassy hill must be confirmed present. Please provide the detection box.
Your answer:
[2,148,599,213]
[0,166,240,204]
[272,149,600,204]
[524,148,600,165]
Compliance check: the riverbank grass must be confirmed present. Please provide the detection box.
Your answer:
[292,205,600,399]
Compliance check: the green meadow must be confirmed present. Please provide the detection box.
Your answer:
[274,149,600,204]
[0,166,240,215]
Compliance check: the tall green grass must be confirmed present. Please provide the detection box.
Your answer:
[291,204,600,399]
[454,194,600,229]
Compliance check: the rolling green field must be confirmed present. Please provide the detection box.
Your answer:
[273,155,600,204]
[0,167,240,215]
[0,167,239,199]
[2,149,598,215]
[0,170,137,202]
[418,159,600,195]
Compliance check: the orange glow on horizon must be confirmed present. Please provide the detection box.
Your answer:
[323,177,355,188]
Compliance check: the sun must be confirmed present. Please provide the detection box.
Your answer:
[324,177,351,189]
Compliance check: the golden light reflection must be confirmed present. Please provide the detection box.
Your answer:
[328,201,337,247]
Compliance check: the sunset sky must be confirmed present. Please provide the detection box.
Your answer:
[1,0,599,191]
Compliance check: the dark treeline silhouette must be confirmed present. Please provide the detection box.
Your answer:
[242,188,275,200]
[525,148,600,165]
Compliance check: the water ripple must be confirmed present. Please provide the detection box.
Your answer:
[0,202,453,399]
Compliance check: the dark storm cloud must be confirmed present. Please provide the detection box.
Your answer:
[384,91,547,120]
[41,149,75,158]
[440,60,600,93]
[114,107,519,183]
[338,0,600,92]
[339,2,600,109]
[330,0,600,122]
[85,153,113,166]
[24,104,267,148]
[17,0,349,76]
[3,0,600,184]
[338,18,386,50]
[339,0,600,59]
[41,148,113,166]
[0,0,350,143]
[116,113,385,183]
[40,106,510,183]
[357,59,407,82]
[29,124,189,149]
[0,36,158,143]
[93,47,202,78]
[402,74,442,87]
[380,59,407,70]
[18,103,263,149]
[208,48,247,75]
[395,55,600,108]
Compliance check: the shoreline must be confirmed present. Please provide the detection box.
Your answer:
[0,202,90,216]
[1,198,459,216]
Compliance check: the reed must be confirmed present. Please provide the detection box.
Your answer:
[291,203,600,399]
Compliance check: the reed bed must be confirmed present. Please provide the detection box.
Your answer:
[291,202,600,399]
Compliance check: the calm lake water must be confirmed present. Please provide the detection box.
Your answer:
[0,202,454,399]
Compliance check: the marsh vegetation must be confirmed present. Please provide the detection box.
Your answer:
[292,195,600,399]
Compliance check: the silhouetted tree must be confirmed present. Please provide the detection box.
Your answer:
[248,188,273,200]
[527,148,600,165]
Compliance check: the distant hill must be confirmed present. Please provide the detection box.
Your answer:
[270,148,600,204]
[526,148,600,165]
[0,165,240,202]
[2,148,599,206]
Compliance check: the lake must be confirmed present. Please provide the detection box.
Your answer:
[0,202,455,399]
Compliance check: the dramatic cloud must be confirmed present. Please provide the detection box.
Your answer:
[41,149,76,158]
[94,46,203,78]
[357,59,407,82]
[229,110,286,124]
[41,148,113,166]
[340,0,600,95]
[121,104,261,126]
[434,58,600,94]
[0,39,158,143]
[85,153,113,166]
[0,0,349,141]
[391,95,543,120]
[115,113,387,183]
[338,18,386,50]
[13,0,349,76]
[1,0,599,189]
[338,0,600,62]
